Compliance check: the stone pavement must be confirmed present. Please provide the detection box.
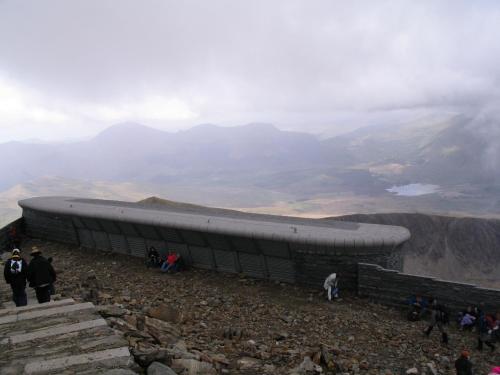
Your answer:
[0,254,138,374]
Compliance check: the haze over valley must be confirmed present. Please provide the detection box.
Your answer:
[2,112,500,224]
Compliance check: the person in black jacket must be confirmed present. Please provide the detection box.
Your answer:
[424,299,449,344]
[27,247,56,303]
[3,248,28,306]
[454,350,473,375]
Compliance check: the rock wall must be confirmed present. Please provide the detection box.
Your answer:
[358,263,500,313]
[0,217,23,252]
[335,213,500,289]
[19,207,400,290]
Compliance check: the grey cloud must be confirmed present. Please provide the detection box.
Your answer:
[1,0,500,140]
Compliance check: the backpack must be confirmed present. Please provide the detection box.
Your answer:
[10,260,21,274]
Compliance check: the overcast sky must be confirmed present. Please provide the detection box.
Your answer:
[1,0,499,142]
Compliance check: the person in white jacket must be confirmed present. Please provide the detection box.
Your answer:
[323,273,339,301]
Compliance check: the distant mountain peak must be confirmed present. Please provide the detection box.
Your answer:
[93,122,168,141]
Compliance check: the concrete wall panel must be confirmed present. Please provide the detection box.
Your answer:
[127,236,146,258]
[91,231,111,251]
[213,249,238,273]
[78,228,95,249]
[266,257,295,283]
[109,234,129,254]
[238,253,266,278]
[189,246,214,269]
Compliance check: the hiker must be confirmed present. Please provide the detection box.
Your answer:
[477,312,496,352]
[459,306,477,330]
[147,246,161,268]
[454,350,473,375]
[27,247,56,304]
[323,273,339,301]
[161,251,180,273]
[407,294,428,321]
[3,249,28,307]
[424,299,449,344]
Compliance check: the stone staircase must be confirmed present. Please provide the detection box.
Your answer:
[0,255,137,374]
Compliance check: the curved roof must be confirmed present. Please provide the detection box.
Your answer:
[19,196,411,248]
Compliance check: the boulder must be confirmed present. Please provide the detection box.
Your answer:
[147,361,178,375]
[144,316,181,345]
[101,370,138,375]
[147,304,183,324]
[171,358,215,375]
[290,356,323,374]
[98,305,127,318]
[237,357,261,370]
[131,346,171,368]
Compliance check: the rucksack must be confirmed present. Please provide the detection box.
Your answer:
[10,260,20,274]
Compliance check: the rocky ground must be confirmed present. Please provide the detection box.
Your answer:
[14,239,500,374]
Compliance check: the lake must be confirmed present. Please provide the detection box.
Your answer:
[386,183,440,196]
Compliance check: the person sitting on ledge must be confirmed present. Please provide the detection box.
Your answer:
[323,273,339,301]
[407,294,428,321]
[147,246,161,268]
[161,251,180,273]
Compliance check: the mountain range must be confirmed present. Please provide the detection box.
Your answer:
[1,116,500,287]
[2,114,499,217]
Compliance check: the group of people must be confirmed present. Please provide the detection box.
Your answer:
[408,295,499,351]
[457,305,500,352]
[406,295,499,374]
[147,246,182,273]
[3,246,57,306]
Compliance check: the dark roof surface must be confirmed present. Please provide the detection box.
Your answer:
[19,196,411,248]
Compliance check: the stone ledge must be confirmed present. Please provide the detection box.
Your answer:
[0,299,75,317]
[0,302,94,325]
[23,346,132,374]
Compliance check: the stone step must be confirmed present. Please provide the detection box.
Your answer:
[0,302,94,325]
[0,318,107,345]
[23,347,133,374]
[0,309,100,337]
[0,330,128,365]
[0,286,38,309]
[0,299,75,317]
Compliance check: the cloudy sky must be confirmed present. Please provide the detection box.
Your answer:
[1,0,499,142]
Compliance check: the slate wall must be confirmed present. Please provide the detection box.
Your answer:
[0,218,24,252]
[358,263,500,313]
[19,208,400,290]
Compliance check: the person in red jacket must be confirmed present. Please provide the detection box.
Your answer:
[455,350,473,375]
[161,251,179,273]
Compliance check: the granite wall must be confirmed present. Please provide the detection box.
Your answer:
[20,207,399,290]
[358,263,500,313]
[0,218,24,252]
